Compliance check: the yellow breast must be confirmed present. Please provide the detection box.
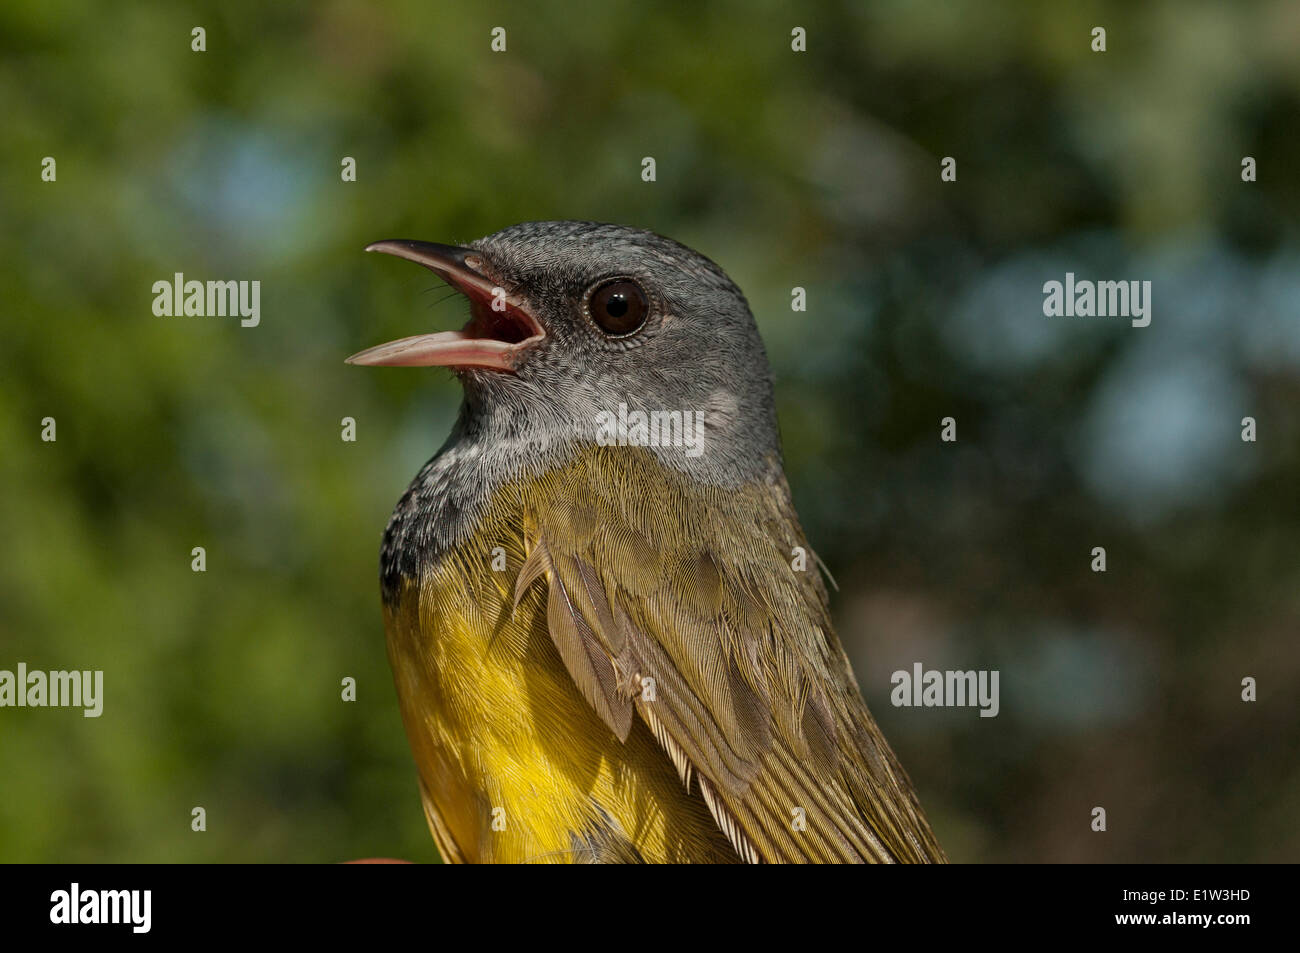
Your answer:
[382,459,736,863]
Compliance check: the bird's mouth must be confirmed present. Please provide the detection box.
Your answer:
[346,239,545,372]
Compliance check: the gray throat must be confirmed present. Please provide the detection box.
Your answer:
[378,375,783,605]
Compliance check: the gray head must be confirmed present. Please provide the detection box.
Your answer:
[349,221,781,487]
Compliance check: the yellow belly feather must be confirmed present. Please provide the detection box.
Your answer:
[383,480,736,863]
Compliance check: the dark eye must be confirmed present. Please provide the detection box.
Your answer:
[588,279,648,336]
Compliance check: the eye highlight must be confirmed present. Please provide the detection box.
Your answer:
[587,279,649,336]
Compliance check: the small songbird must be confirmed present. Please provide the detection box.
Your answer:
[348,221,945,863]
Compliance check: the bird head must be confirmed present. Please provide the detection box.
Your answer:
[349,221,781,483]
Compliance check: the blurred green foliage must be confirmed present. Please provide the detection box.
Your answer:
[1,0,1297,862]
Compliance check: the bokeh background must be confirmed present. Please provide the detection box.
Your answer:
[2,1,1297,862]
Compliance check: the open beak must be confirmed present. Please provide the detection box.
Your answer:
[346,240,545,371]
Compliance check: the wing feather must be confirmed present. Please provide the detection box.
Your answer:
[520,448,945,863]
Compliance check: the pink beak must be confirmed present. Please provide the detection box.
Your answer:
[347,240,545,372]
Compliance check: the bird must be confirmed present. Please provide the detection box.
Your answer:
[348,221,945,863]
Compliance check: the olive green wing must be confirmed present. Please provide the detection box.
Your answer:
[516,448,945,864]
